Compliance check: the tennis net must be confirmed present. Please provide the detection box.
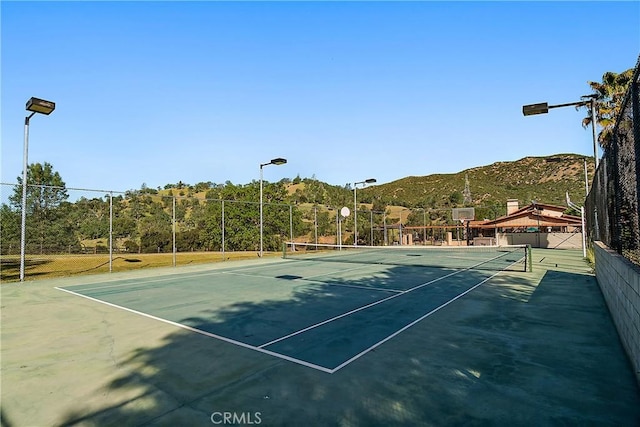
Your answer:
[283,242,531,272]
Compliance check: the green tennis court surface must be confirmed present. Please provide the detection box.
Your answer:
[2,248,639,426]
[58,252,516,372]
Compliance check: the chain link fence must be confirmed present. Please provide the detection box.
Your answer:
[0,184,308,281]
[1,182,479,281]
[586,57,640,267]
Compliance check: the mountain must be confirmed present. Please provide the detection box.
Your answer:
[358,153,594,209]
[160,153,593,211]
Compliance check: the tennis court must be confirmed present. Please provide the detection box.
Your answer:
[2,247,639,426]
[57,244,529,373]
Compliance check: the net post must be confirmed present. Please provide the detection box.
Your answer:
[526,245,532,272]
[282,242,287,259]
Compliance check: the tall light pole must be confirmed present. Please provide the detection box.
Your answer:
[20,97,56,282]
[353,178,376,246]
[522,94,599,170]
[259,157,287,257]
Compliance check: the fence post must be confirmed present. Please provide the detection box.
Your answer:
[109,192,113,272]
[370,210,374,246]
[314,206,318,247]
[580,206,587,258]
[336,208,342,245]
[383,211,387,246]
[221,200,225,260]
[423,210,427,245]
[172,196,176,267]
[290,205,293,248]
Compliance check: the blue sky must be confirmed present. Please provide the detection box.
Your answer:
[1,1,639,195]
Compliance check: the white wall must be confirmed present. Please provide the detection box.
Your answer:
[594,241,640,385]
[496,232,583,249]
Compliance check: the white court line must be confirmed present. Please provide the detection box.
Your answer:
[55,286,333,374]
[220,269,403,293]
[66,260,302,292]
[58,253,524,374]
[213,262,384,285]
[258,252,523,350]
[75,258,373,292]
[329,269,504,373]
[73,272,223,291]
[290,261,381,280]
[257,268,468,349]
[68,267,263,292]
[219,271,284,280]
[304,281,405,293]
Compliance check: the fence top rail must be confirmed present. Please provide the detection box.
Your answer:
[1,182,127,195]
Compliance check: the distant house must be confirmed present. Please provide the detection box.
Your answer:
[475,199,582,234]
[402,199,583,248]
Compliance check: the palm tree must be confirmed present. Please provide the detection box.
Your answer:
[582,67,635,149]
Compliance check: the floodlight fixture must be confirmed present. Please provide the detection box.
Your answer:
[26,97,55,115]
[522,102,549,116]
[522,94,599,171]
[270,158,287,166]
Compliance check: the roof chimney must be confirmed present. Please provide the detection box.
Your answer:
[506,199,519,215]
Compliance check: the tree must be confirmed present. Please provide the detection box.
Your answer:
[258,181,292,251]
[449,191,463,206]
[316,210,333,237]
[583,68,635,149]
[406,210,425,227]
[9,162,68,213]
[138,203,172,252]
[7,162,76,253]
[194,181,213,193]
[371,196,387,213]
[196,200,223,251]
[71,197,109,239]
[0,204,20,254]
[304,176,325,204]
